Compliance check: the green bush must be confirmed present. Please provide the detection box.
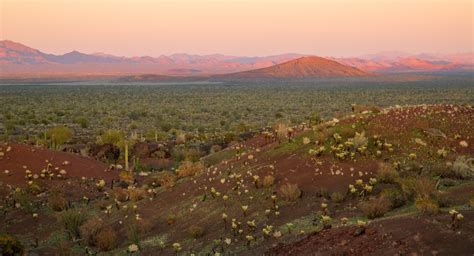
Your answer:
[46,126,73,148]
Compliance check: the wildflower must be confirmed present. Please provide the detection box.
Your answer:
[357,220,367,227]
[241,205,248,216]
[265,209,271,216]
[247,220,256,232]
[340,217,349,225]
[224,238,232,245]
[321,215,332,224]
[303,137,311,145]
[222,213,228,219]
[369,178,377,185]
[273,231,282,238]
[32,213,38,218]
[96,179,106,190]
[459,141,469,148]
[355,179,363,186]
[128,244,139,253]
[321,203,328,209]
[363,184,373,193]
[172,243,182,252]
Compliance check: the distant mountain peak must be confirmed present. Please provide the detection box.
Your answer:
[225,56,370,78]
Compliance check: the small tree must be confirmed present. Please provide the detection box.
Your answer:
[47,126,73,149]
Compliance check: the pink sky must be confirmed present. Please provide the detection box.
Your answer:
[1,0,472,57]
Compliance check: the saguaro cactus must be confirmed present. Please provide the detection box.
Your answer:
[125,141,129,172]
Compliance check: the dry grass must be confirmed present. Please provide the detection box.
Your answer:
[280,183,302,201]
[112,188,129,202]
[80,217,104,245]
[400,177,438,201]
[60,210,87,240]
[129,187,147,202]
[188,225,205,239]
[331,192,345,203]
[149,171,177,188]
[380,188,406,209]
[262,175,275,188]
[48,193,68,212]
[376,163,399,184]
[359,196,391,219]
[96,226,117,251]
[177,161,204,177]
[415,198,439,215]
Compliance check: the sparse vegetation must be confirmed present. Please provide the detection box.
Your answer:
[280,183,302,201]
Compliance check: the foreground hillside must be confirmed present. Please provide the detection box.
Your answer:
[0,104,473,255]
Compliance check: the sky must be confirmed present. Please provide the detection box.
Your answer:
[1,0,473,57]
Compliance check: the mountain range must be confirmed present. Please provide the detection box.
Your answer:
[0,40,473,78]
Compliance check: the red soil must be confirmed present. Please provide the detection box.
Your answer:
[267,210,474,256]
[0,143,113,187]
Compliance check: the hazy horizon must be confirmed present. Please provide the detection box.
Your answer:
[1,0,472,57]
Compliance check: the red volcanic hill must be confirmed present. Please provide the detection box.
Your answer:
[224,56,370,78]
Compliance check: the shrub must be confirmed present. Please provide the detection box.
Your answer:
[152,171,177,188]
[330,192,345,203]
[359,196,391,219]
[0,234,24,255]
[338,126,355,140]
[276,123,288,142]
[96,226,117,251]
[437,193,454,208]
[188,225,205,239]
[376,163,399,184]
[60,210,87,240]
[112,188,129,203]
[49,193,68,212]
[12,190,35,214]
[119,171,134,183]
[100,129,123,146]
[80,217,104,246]
[280,183,302,201]
[451,156,474,179]
[47,126,73,148]
[415,198,439,215]
[351,132,368,150]
[176,161,204,177]
[316,187,330,199]
[380,188,406,209]
[262,175,275,188]
[399,161,423,177]
[129,187,147,202]
[400,177,438,201]
[126,219,152,244]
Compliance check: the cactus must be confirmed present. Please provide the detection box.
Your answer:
[125,141,129,172]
